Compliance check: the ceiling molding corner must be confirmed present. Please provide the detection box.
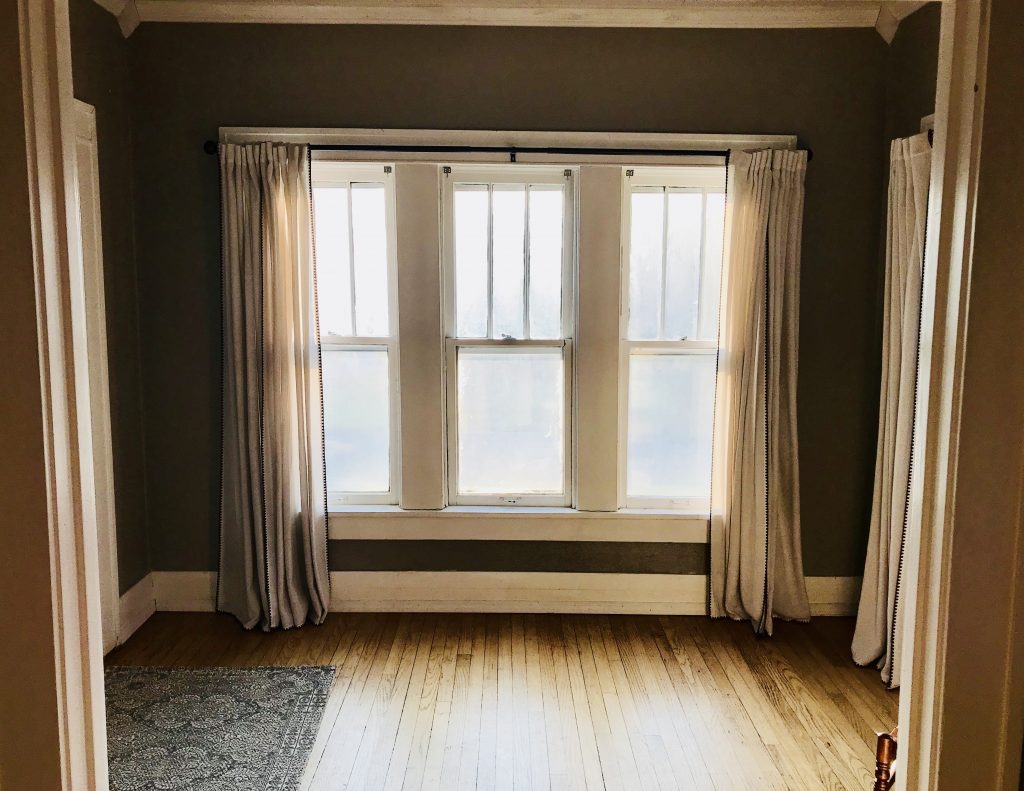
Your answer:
[117,0,141,36]
[92,0,128,15]
[875,0,930,43]
[875,3,900,43]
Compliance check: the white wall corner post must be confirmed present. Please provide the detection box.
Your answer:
[575,166,623,511]
[393,163,446,510]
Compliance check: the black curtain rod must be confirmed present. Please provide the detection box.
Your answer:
[203,139,814,161]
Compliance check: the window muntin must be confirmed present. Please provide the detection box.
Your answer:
[444,166,574,505]
[622,166,726,509]
[453,181,565,340]
[312,162,399,504]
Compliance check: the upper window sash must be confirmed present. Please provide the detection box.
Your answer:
[622,165,727,344]
[312,161,398,341]
[442,164,575,343]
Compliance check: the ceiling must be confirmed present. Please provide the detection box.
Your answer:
[93,0,932,40]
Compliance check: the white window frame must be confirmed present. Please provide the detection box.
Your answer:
[441,165,576,506]
[312,161,402,506]
[618,165,727,510]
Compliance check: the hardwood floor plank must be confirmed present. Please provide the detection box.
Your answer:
[391,617,447,791]
[475,616,500,791]
[457,616,487,791]
[374,615,439,791]
[420,619,461,791]
[557,617,608,791]
[108,612,897,791]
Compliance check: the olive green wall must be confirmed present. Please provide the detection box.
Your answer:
[69,0,150,594]
[122,22,891,577]
[68,15,946,578]
[885,3,941,142]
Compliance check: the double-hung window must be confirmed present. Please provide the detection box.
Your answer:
[621,166,727,509]
[312,162,400,505]
[442,166,575,506]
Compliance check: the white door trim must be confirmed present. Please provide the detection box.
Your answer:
[73,98,121,656]
[18,0,109,788]
[894,1,1017,790]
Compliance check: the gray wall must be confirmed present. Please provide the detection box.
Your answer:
[69,0,150,593]
[885,3,941,142]
[123,22,891,577]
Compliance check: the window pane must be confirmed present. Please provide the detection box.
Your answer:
[312,186,353,337]
[457,349,564,495]
[528,186,563,339]
[699,192,726,340]
[626,353,715,499]
[664,191,703,340]
[491,186,526,339]
[628,190,665,340]
[323,348,390,493]
[350,184,389,336]
[454,187,489,337]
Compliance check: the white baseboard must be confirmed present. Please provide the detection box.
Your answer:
[153,570,218,612]
[118,573,155,645]
[806,575,862,616]
[329,571,709,614]
[149,571,860,616]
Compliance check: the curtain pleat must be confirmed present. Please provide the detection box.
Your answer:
[710,148,810,635]
[853,133,931,688]
[218,142,329,631]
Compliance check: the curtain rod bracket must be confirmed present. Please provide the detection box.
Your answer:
[203,140,218,155]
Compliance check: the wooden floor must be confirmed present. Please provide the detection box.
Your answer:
[108,613,896,791]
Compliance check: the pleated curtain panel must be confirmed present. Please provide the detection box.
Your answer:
[218,142,330,631]
[853,133,932,688]
[710,149,810,635]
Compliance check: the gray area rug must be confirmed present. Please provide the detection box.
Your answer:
[105,666,335,791]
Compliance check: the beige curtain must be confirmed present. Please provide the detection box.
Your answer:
[218,142,329,630]
[853,133,931,688]
[710,149,810,635]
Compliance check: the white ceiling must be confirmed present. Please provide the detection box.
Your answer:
[93,0,932,40]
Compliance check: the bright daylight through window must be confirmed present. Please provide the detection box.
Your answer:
[444,167,574,505]
[312,163,398,504]
[623,167,726,508]
[312,158,727,512]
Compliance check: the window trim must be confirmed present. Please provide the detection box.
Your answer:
[312,161,402,505]
[441,165,577,506]
[618,166,727,510]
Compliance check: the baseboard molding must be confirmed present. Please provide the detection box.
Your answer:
[149,571,860,616]
[118,573,155,645]
[152,570,218,612]
[806,575,862,616]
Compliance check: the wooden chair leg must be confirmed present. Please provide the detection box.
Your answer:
[873,730,898,791]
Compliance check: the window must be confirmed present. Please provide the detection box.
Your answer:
[442,166,575,505]
[299,139,742,520]
[621,167,727,509]
[312,162,399,505]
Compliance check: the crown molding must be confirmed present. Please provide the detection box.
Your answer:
[92,0,140,36]
[89,0,935,36]
[875,0,928,43]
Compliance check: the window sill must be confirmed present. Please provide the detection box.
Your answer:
[327,505,709,543]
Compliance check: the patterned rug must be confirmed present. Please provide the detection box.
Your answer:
[105,666,335,791]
